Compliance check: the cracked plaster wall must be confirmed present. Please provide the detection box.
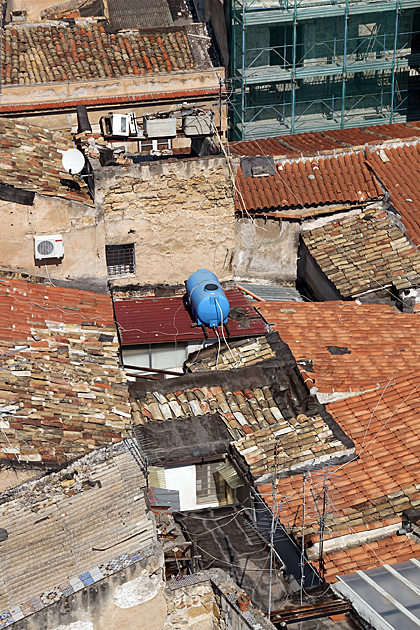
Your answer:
[95,157,236,287]
[0,195,107,292]
[235,216,299,285]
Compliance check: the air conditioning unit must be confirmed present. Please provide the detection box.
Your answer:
[34,235,64,260]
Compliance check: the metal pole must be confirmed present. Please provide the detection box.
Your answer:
[241,0,246,139]
[390,0,400,122]
[291,0,298,133]
[300,471,307,605]
[268,440,278,618]
[341,0,349,128]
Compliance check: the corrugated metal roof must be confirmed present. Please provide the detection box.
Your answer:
[239,284,303,302]
[114,288,268,345]
[107,0,173,29]
[333,558,420,630]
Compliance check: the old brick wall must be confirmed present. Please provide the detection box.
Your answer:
[95,157,236,287]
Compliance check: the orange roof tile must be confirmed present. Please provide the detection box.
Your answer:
[3,23,194,85]
[236,152,383,214]
[257,371,420,539]
[229,121,420,157]
[312,534,420,582]
[257,301,420,393]
[0,277,130,465]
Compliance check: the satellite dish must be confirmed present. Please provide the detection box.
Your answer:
[62,149,85,175]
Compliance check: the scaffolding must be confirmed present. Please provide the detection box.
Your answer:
[229,0,420,139]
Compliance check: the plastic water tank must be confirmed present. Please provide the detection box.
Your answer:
[186,269,230,328]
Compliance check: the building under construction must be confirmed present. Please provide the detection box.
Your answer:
[229,0,420,139]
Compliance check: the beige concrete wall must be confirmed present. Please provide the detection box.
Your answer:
[95,156,236,287]
[0,194,108,291]
[0,69,223,109]
[235,217,299,285]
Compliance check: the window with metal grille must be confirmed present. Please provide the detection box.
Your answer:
[106,243,135,276]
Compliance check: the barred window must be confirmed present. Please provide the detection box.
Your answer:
[106,244,135,276]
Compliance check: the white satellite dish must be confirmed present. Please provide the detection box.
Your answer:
[62,149,85,175]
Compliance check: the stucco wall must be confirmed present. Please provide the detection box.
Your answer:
[0,194,107,292]
[95,156,236,287]
[235,217,299,285]
[11,545,166,630]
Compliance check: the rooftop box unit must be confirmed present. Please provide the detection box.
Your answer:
[143,116,177,139]
[34,235,64,260]
[183,112,215,137]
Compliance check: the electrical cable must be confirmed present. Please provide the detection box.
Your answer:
[225,106,416,312]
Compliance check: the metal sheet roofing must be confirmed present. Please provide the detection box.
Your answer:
[239,284,303,302]
[114,288,268,345]
[107,0,173,29]
[334,558,420,629]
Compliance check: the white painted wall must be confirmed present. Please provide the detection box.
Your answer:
[164,465,219,511]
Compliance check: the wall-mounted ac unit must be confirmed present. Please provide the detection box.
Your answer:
[34,235,64,260]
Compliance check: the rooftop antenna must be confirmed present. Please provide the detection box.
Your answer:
[268,437,279,618]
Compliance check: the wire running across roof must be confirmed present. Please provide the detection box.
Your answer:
[114,288,268,345]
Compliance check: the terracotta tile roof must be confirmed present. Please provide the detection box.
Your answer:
[0,443,156,614]
[236,152,382,214]
[0,117,91,204]
[131,371,354,481]
[3,22,194,85]
[185,336,275,372]
[257,301,420,394]
[365,143,420,247]
[312,534,420,582]
[0,277,131,464]
[257,371,420,539]
[229,121,420,157]
[114,289,268,345]
[302,207,420,296]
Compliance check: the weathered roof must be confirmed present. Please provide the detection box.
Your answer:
[229,121,420,158]
[235,152,382,214]
[258,371,420,572]
[0,118,91,204]
[302,207,420,296]
[257,301,420,394]
[130,360,354,482]
[0,442,156,619]
[0,277,131,464]
[315,534,420,583]
[174,505,287,613]
[365,143,420,247]
[3,22,194,85]
[185,335,275,372]
[114,289,268,345]
[134,413,232,464]
[238,284,303,302]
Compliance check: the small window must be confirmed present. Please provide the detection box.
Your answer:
[106,244,135,276]
[196,462,228,505]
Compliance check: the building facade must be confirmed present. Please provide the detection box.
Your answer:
[229,0,420,139]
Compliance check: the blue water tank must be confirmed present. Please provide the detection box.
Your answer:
[186,269,230,328]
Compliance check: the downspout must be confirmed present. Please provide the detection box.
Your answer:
[341,0,349,128]
[390,0,400,123]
